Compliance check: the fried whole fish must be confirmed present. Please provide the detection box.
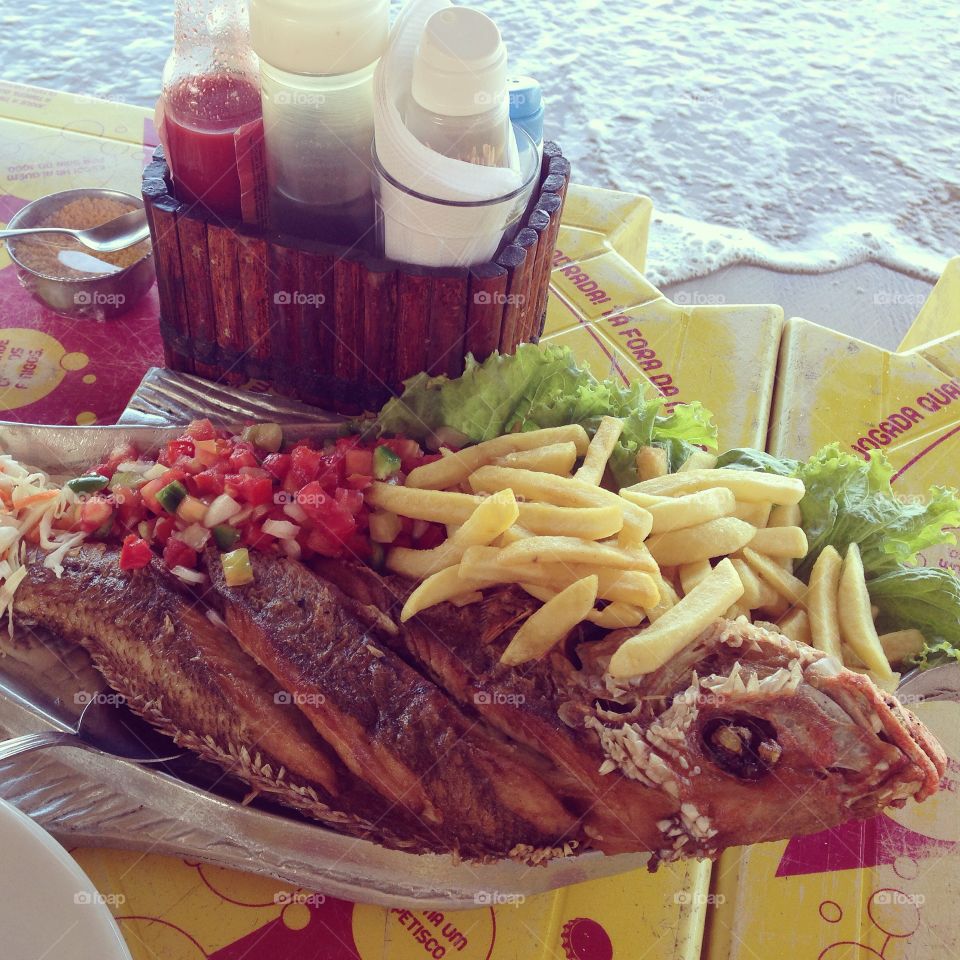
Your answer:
[13,547,947,865]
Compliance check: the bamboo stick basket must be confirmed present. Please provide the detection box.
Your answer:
[142,143,570,414]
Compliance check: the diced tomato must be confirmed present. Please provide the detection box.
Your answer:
[225,472,274,506]
[115,488,146,528]
[186,419,217,442]
[413,522,446,550]
[344,448,374,476]
[242,522,275,551]
[341,530,372,562]
[345,473,372,491]
[163,537,198,570]
[187,467,227,497]
[305,527,340,557]
[262,453,291,480]
[315,452,345,492]
[228,441,259,470]
[298,481,357,543]
[79,497,114,533]
[289,445,323,488]
[166,437,196,464]
[119,535,153,571]
[153,516,175,545]
[334,487,364,516]
[91,442,138,480]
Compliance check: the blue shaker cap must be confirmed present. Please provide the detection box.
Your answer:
[507,76,542,119]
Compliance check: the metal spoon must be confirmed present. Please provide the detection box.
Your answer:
[0,690,183,765]
[0,208,150,254]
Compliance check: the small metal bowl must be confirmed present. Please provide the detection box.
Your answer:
[4,188,155,320]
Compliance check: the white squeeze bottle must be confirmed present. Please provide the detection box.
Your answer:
[250,0,389,246]
[404,6,512,167]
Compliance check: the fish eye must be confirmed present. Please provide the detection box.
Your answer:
[700,713,782,781]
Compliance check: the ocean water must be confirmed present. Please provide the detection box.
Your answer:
[2,0,957,288]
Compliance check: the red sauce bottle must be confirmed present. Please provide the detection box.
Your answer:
[159,0,264,222]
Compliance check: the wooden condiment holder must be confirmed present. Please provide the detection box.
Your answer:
[142,143,570,414]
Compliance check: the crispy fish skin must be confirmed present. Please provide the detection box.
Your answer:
[204,549,579,856]
[14,545,341,799]
[319,563,946,859]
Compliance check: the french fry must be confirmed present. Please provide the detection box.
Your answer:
[644,487,736,534]
[626,469,805,505]
[636,445,669,481]
[879,628,925,665]
[520,583,557,603]
[747,526,809,559]
[493,442,579,476]
[646,574,679,622]
[769,503,801,528]
[368,483,482,524]
[742,547,808,606]
[387,489,519,578]
[401,565,493,621]
[405,426,590,490]
[726,602,749,620]
[777,608,812,646]
[678,449,718,472]
[515,502,624,540]
[755,578,788,614]
[618,488,666,509]
[731,559,762,609]
[575,416,624,485]
[679,559,712,595]
[497,535,657,572]
[645,517,755,566]
[806,546,843,660]
[459,547,660,607]
[469,466,651,542]
[496,525,534,547]
[586,603,647,629]
[501,576,598,666]
[731,501,772,527]
[608,559,744,676]
[838,543,896,681]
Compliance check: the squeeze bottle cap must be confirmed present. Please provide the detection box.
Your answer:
[250,0,389,76]
[410,7,508,118]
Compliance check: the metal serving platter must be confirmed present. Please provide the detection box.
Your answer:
[0,369,651,908]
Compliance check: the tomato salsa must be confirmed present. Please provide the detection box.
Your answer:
[63,420,444,581]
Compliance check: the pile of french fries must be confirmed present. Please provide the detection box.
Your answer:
[365,419,920,686]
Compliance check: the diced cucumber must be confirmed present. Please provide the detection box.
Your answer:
[176,494,207,525]
[109,471,145,491]
[213,524,241,551]
[373,445,402,480]
[242,422,283,453]
[66,474,109,495]
[222,548,254,586]
[156,480,188,514]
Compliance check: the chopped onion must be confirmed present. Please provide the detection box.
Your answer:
[203,493,241,528]
[179,523,211,550]
[282,539,302,559]
[283,501,308,523]
[171,565,207,585]
[263,519,299,540]
[116,460,155,474]
[142,463,168,481]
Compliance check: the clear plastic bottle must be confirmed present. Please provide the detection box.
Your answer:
[160,0,264,222]
[403,7,512,167]
[250,0,389,246]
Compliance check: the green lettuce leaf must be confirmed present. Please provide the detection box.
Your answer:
[792,445,960,580]
[869,567,960,667]
[715,448,800,477]
[375,344,718,486]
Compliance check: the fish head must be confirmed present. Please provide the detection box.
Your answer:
[575,618,946,861]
